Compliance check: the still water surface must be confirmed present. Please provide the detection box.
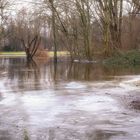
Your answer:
[0,57,140,140]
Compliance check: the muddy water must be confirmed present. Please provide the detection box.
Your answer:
[0,58,140,140]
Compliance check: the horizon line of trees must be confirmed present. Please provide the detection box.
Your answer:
[0,0,140,61]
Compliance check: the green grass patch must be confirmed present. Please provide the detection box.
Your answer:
[0,52,26,57]
[0,51,69,57]
[0,52,25,55]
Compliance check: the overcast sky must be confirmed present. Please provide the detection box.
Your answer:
[7,0,35,12]
[14,0,33,9]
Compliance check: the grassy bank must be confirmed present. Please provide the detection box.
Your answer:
[104,50,140,66]
[0,52,25,56]
[0,51,69,57]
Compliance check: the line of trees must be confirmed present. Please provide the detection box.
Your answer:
[0,0,140,61]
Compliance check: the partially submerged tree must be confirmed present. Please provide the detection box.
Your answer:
[13,8,42,61]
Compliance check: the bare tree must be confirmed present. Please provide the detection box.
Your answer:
[48,0,58,63]
[74,0,92,60]
[13,8,42,61]
[94,0,124,55]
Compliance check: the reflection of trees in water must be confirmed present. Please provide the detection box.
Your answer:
[50,62,114,81]
[71,63,140,81]
[3,58,140,91]
[0,58,9,75]
[7,58,49,91]
[67,63,112,81]
[49,62,108,82]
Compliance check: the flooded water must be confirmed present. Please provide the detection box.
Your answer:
[0,57,140,140]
